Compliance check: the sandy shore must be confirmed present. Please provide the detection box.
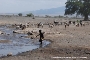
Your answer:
[0,17,90,60]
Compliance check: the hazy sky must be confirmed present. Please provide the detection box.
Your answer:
[0,0,67,13]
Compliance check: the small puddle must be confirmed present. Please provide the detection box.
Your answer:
[0,25,50,57]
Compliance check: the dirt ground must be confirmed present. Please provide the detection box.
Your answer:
[0,16,90,60]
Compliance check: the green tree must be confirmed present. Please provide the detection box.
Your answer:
[18,13,22,16]
[59,15,64,18]
[65,0,90,20]
[45,15,51,18]
[26,13,33,17]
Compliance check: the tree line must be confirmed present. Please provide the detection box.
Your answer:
[18,13,34,17]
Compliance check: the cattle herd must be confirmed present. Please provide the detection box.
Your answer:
[12,20,88,31]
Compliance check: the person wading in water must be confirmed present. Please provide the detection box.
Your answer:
[36,30,44,44]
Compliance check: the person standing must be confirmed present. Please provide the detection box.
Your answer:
[65,24,66,29]
[36,30,44,44]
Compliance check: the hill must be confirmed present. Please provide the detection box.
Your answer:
[23,6,65,16]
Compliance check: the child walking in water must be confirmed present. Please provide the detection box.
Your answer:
[36,30,44,44]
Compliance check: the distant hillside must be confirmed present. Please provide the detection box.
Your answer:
[23,6,65,16]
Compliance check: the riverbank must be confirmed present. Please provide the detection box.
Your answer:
[0,17,90,60]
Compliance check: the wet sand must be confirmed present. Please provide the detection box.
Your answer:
[0,16,90,60]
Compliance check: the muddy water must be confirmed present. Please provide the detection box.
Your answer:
[0,25,50,57]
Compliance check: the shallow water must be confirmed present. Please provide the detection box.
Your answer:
[0,25,50,57]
